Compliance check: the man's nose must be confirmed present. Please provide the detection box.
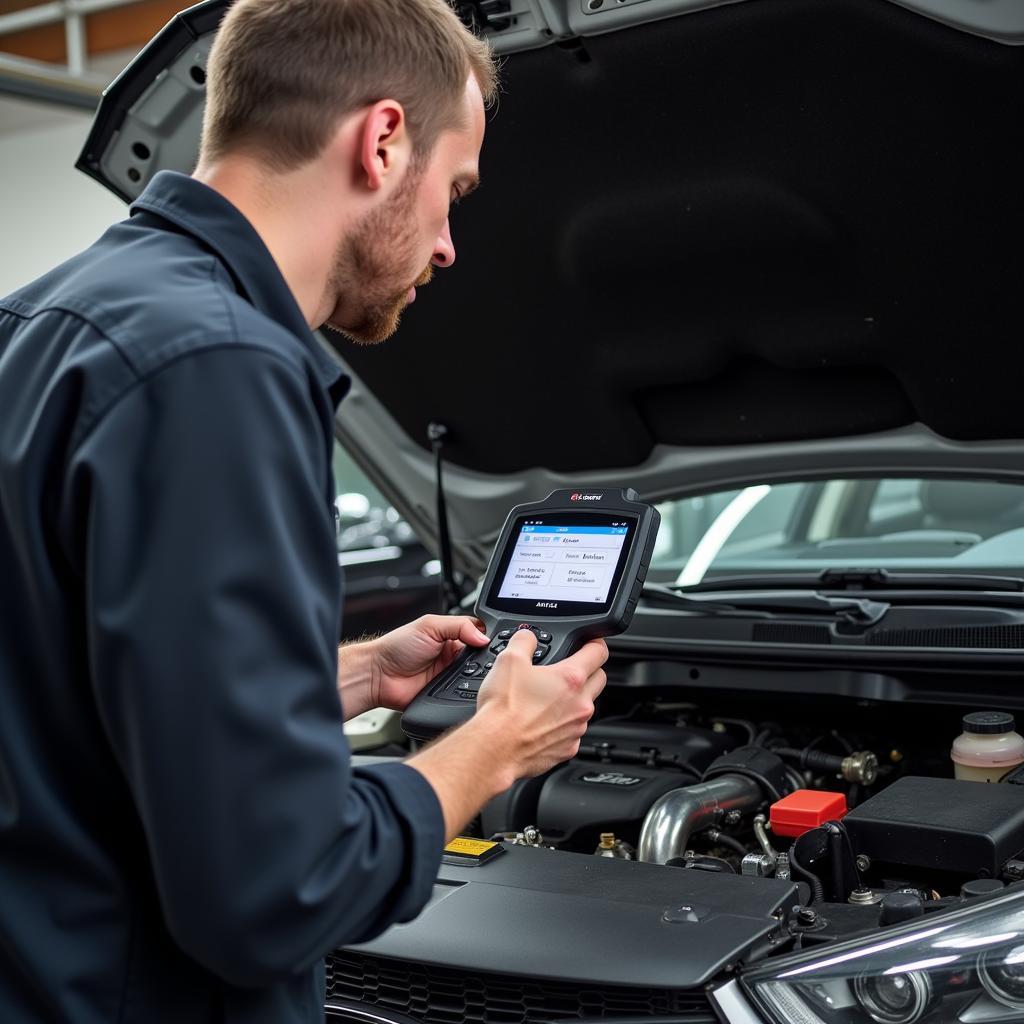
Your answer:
[431,219,456,268]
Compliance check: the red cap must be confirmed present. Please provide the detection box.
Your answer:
[769,789,848,839]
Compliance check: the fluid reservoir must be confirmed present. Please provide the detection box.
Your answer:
[952,712,1024,783]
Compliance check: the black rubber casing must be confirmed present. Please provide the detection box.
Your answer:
[401,488,659,741]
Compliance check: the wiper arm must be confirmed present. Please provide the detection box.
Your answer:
[671,569,1024,594]
[641,584,889,626]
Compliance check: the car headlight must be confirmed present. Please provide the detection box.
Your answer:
[739,887,1024,1024]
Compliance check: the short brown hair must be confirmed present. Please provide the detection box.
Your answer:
[201,0,497,169]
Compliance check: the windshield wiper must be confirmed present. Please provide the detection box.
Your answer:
[672,569,1024,594]
[641,583,890,626]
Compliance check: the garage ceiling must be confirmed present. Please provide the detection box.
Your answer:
[0,0,180,109]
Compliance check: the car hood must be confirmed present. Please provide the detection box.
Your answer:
[78,0,1024,569]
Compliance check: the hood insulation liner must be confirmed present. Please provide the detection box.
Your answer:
[335,0,1023,473]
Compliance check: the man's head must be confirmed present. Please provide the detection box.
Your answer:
[199,0,496,341]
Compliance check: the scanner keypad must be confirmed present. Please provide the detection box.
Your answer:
[447,623,556,700]
[488,624,554,662]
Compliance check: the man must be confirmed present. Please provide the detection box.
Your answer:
[0,1,608,1021]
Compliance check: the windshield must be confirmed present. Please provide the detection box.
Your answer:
[649,478,1024,585]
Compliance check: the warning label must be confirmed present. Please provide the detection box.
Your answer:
[444,837,498,856]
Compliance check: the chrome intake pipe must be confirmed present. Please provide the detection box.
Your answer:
[637,775,763,864]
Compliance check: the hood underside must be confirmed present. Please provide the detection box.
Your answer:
[78,0,1024,553]
[340,0,1023,474]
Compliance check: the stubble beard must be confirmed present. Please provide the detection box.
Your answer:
[324,167,432,346]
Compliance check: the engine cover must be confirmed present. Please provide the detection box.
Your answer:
[536,761,688,845]
[347,843,797,988]
[481,718,735,841]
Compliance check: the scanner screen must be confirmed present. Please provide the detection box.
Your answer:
[497,523,628,604]
[488,512,637,616]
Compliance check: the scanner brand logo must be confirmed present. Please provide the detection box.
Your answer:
[536,601,559,609]
[570,493,603,501]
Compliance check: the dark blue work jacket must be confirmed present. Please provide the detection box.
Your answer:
[0,171,443,1023]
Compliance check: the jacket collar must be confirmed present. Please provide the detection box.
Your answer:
[131,171,349,406]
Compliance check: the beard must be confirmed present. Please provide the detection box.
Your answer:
[323,167,434,346]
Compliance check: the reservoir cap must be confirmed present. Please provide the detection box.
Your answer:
[964,712,1015,735]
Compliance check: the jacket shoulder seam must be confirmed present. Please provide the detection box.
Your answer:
[1,297,140,381]
[70,343,313,459]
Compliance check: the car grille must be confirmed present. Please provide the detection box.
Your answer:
[325,950,716,1023]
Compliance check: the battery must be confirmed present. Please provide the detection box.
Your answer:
[770,789,848,838]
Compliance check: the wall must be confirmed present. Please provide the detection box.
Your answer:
[0,102,127,297]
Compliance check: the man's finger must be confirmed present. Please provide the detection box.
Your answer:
[562,638,609,679]
[424,614,489,645]
[583,667,608,702]
[456,617,490,646]
[504,627,538,657]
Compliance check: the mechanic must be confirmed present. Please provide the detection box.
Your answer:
[0,1,608,1021]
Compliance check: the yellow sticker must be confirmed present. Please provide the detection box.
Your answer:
[444,837,498,856]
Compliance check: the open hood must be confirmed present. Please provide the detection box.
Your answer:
[78,0,1024,564]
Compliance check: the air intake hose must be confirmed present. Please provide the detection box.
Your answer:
[637,775,763,864]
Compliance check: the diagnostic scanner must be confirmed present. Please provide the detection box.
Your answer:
[401,488,660,741]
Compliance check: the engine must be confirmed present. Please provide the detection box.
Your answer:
[478,704,1024,944]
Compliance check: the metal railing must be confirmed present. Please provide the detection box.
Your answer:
[0,0,148,107]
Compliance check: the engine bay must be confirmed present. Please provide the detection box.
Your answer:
[345,656,1024,1024]
[472,672,1024,949]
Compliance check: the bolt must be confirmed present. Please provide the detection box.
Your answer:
[849,886,882,905]
[841,750,879,786]
[797,907,818,927]
[775,852,792,881]
[741,853,774,878]
[856,854,871,872]
[724,810,742,827]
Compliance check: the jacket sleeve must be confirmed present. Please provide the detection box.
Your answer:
[67,344,444,986]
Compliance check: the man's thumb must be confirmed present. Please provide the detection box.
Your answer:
[457,617,490,646]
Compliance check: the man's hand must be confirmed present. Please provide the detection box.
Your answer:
[407,629,608,838]
[474,628,609,779]
[368,614,490,712]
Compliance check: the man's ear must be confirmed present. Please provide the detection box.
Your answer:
[358,99,410,192]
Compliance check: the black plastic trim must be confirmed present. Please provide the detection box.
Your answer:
[611,653,1024,711]
[611,634,1024,671]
